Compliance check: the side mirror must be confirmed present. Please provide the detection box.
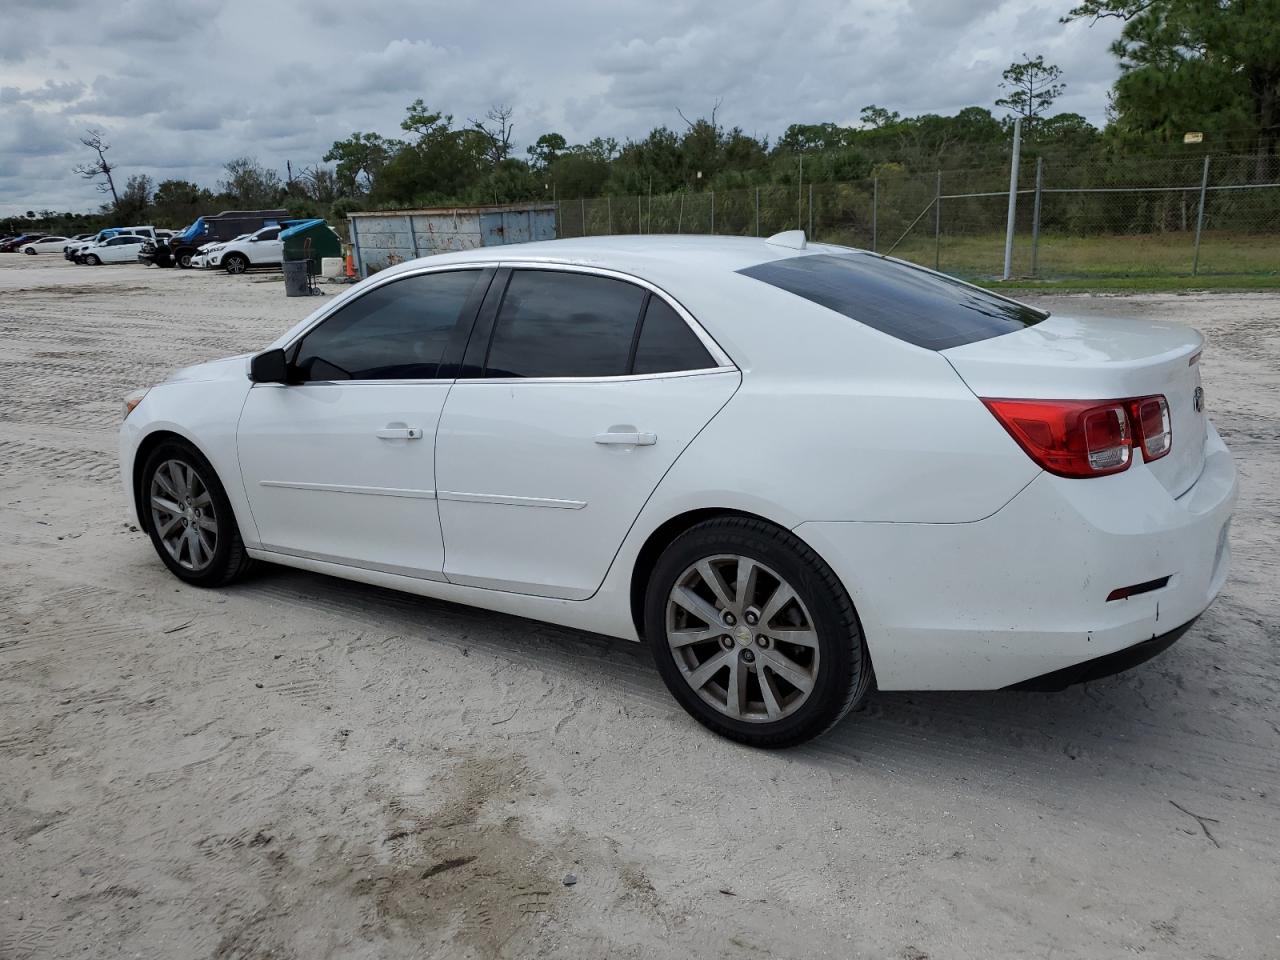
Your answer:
[249,348,289,384]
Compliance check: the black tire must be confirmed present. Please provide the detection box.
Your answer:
[224,253,248,275]
[85,254,101,265]
[644,517,872,748]
[176,250,194,268]
[24,248,35,255]
[140,439,255,587]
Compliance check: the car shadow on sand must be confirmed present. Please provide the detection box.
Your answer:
[229,563,1244,793]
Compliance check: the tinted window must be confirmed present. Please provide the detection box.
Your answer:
[632,297,715,374]
[294,270,481,381]
[738,252,1046,350]
[256,228,280,241]
[485,271,645,378]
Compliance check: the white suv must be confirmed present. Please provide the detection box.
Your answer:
[205,225,284,274]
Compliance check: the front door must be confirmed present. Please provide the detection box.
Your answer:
[237,267,491,578]
[436,267,739,600]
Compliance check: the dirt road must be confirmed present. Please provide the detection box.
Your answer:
[1,254,1277,959]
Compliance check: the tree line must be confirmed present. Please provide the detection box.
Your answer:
[6,0,1275,237]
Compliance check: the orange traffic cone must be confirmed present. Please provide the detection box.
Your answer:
[344,253,356,279]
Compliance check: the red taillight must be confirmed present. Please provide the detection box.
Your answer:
[1129,396,1171,461]
[984,394,1171,477]
[983,399,1131,478]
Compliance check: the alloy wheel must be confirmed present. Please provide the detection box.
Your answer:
[149,459,218,572]
[665,554,820,723]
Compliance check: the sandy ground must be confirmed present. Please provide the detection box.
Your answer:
[0,253,1277,960]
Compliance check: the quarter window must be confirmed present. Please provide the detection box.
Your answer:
[293,270,482,381]
[631,297,715,374]
[484,271,646,378]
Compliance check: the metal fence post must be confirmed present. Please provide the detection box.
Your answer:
[677,193,684,234]
[1002,118,1022,280]
[711,191,716,234]
[607,196,612,235]
[808,183,814,239]
[1193,155,1211,275]
[871,177,878,252]
[637,195,642,235]
[933,170,942,271]
[1030,157,1043,278]
[797,155,803,230]
[580,197,587,237]
[755,187,760,236]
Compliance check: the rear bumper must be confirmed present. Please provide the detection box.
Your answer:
[796,422,1237,690]
[1005,614,1198,690]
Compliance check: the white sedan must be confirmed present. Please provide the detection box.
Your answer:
[21,236,68,254]
[118,234,1236,746]
[79,234,146,265]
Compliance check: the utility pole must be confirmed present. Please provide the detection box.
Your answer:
[1002,118,1022,281]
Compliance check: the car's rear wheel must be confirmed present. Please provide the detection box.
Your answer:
[176,250,193,268]
[85,254,101,265]
[141,440,254,587]
[644,517,872,748]
[224,253,248,275]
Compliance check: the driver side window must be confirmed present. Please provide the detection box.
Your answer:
[292,269,484,381]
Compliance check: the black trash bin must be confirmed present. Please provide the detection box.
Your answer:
[282,259,311,297]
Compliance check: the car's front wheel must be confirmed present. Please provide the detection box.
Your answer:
[140,440,254,587]
[645,517,872,748]
[85,254,101,265]
[224,253,248,274]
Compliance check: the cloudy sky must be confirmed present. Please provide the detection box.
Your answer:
[0,0,1122,216]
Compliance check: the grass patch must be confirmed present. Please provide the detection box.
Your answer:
[976,274,1280,293]
[880,230,1279,285]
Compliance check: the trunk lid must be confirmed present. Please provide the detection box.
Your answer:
[943,314,1207,496]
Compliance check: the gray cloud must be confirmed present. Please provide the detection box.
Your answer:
[0,0,1123,215]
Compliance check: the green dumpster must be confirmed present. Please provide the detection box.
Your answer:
[280,219,342,276]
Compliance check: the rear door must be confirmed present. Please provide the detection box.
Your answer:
[247,226,283,264]
[103,236,143,262]
[237,267,491,577]
[435,266,739,600]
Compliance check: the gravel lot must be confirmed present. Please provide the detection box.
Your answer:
[1,254,1277,960]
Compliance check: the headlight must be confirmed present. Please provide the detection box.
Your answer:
[123,388,149,419]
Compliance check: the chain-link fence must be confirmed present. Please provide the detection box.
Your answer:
[551,152,1280,281]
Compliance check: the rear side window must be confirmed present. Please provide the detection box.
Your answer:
[632,297,715,374]
[293,270,481,381]
[738,252,1046,350]
[485,271,645,378]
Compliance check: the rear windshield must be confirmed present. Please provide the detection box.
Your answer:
[737,252,1046,350]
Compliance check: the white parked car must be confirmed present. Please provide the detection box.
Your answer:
[192,233,251,269]
[118,235,1236,746]
[205,224,284,274]
[79,234,147,264]
[21,236,69,254]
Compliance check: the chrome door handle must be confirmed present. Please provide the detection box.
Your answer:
[375,426,423,440]
[594,430,657,446]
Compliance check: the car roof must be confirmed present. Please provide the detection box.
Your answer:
[374,234,827,282]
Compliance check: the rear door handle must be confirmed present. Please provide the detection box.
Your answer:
[594,430,657,446]
[376,426,423,440]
